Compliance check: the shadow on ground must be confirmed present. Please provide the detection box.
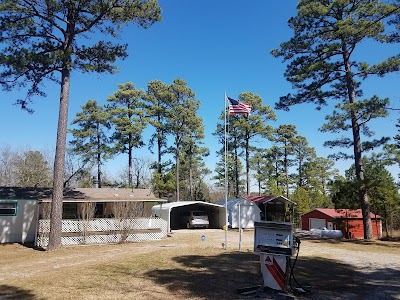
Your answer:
[146,252,262,299]
[0,242,45,251]
[144,252,400,300]
[293,256,400,299]
[305,238,400,249]
[0,285,38,299]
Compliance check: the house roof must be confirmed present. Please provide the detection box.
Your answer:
[0,187,167,202]
[312,208,381,219]
[245,195,297,205]
[0,187,52,199]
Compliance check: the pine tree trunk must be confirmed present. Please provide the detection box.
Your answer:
[343,49,373,239]
[135,168,140,189]
[157,128,162,174]
[175,145,180,201]
[298,159,303,187]
[246,133,250,196]
[384,203,389,237]
[350,94,373,240]
[97,125,102,188]
[351,95,373,240]
[284,144,289,198]
[128,144,133,187]
[48,68,70,251]
[189,145,194,200]
[234,138,239,198]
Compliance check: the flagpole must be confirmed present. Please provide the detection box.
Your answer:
[224,92,228,250]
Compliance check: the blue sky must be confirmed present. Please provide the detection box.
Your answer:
[1,0,399,183]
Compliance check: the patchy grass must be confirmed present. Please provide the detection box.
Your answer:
[0,230,261,300]
[300,237,400,254]
[0,230,399,299]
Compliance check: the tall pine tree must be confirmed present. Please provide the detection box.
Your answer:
[271,0,400,239]
[69,100,112,189]
[106,82,147,187]
[167,79,203,201]
[234,92,276,196]
[0,0,161,250]
[143,80,171,175]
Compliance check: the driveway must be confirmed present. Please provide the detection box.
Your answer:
[0,228,399,299]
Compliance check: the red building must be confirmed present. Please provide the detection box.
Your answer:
[301,208,382,239]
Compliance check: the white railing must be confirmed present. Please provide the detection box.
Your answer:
[36,217,167,247]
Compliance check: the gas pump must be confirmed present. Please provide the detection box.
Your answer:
[254,220,295,291]
[253,196,297,291]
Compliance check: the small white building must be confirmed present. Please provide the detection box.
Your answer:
[0,187,46,243]
[217,198,261,229]
[151,201,226,232]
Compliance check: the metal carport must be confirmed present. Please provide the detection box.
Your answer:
[151,201,225,232]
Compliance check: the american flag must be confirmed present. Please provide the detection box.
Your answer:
[227,96,252,115]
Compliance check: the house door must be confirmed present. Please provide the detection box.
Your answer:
[327,222,333,230]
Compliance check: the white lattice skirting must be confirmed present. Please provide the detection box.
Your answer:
[36,218,167,247]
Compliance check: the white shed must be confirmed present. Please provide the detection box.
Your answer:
[151,201,226,232]
[1,187,56,244]
[0,196,40,244]
[217,198,261,229]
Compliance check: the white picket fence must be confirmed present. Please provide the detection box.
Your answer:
[36,217,167,247]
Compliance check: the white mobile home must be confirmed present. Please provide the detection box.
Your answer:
[0,187,168,246]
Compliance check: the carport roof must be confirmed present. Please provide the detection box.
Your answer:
[245,195,297,205]
[154,201,224,210]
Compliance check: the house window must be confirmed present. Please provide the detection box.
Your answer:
[94,203,105,217]
[63,203,78,219]
[0,201,17,216]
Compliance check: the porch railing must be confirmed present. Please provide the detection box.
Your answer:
[36,217,167,247]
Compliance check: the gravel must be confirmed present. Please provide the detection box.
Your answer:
[1,229,399,299]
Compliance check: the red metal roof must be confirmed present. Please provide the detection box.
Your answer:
[315,208,381,219]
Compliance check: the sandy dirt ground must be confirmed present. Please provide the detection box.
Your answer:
[0,229,399,299]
